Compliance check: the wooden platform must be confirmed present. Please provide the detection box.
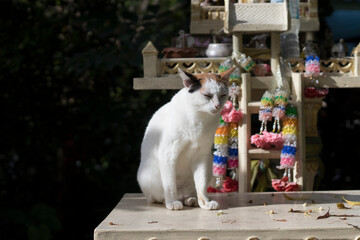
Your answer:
[94,191,360,240]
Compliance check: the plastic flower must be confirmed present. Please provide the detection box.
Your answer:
[272,179,286,192]
[285,182,300,192]
[222,177,238,192]
[221,101,243,123]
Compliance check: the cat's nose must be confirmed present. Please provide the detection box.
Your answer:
[215,104,221,110]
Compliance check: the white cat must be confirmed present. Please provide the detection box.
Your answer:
[137,67,235,210]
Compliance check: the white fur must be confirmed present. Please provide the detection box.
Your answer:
[137,74,228,210]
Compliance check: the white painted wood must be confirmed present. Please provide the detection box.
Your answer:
[303,74,360,88]
[238,73,252,193]
[291,72,305,190]
[134,74,360,90]
[300,19,320,32]
[305,32,315,42]
[248,149,282,159]
[353,44,360,77]
[190,3,224,34]
[190,21,224,35]
[299,1,320,32]
[232,33,243,53]
[142,42,160,77]
[225,1,289,33]
[95,191,360,240]
[133,76,276,90]
[271,32,280,76]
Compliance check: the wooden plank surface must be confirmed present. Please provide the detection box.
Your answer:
[134,74,360,90]
[133,76,276,90]
[304,74,360,88]
[95,191,360,240]
[248,148,282,159]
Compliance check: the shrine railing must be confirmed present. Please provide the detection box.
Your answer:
[289,58,354,74]
[200,6,225,21]
[141,41,360,77]
[161,57,227,74]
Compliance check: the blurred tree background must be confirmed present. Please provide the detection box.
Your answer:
[0,0,188,239]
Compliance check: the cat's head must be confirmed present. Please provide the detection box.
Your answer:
[178,67,235,115]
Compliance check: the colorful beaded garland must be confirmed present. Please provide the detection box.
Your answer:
[272,88,288,133]
[237,53,255,72]
[259,91,274,133]
[278,105,298,173]
[271,105,300,192]
[305,55,321,78]
[213,117,228,177]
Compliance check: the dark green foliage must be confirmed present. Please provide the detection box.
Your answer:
[0,0,189,239]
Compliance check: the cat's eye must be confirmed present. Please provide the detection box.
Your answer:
[203,94,212,99]
[220,94,227,98]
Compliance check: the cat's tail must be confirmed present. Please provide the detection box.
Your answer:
[137,158,164,204]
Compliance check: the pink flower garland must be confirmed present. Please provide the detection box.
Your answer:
[250,131,284,150]
[207,177,238,193]
[271,176,300,192]
[221,101,243,123]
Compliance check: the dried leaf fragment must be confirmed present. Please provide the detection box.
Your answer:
[304,210,312,217]
[337,203,351,209]
[109,222,123,226]
[342,196,360,206]
[317,208,330,219]
[273,219,287,222]
[288,208,305,213]
[221,219,237,224]
[347,223,360,230]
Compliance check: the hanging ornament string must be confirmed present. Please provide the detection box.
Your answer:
[279,105,298,172]
[304,55,321,79]
[213,117,229,179]
[272,88,288,133]
[211,60,243,189]
[251,61,287,150]
[259,91,274,133]
[304,55,329,98]
[272,105,300,192]
[231,50,256,73]
[272,59,289,132]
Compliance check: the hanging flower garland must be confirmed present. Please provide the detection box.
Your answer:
[304,55,329,98]
[272,88,288,133]
[259,91,274,133]
[213,117,229,178]
[304,55,321,78]
[210,60,244,191]
[250,91,284,150]
[272,105,300,192]
[251,60,288,150]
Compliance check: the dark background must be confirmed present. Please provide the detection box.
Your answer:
[0,0,359,239]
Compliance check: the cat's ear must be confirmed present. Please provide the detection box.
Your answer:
[219,67,236,82]
[178,68,201,93]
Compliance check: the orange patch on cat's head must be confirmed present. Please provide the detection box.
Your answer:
[179,67,235,93]
[195,68,236,93]
[194,68,236,85]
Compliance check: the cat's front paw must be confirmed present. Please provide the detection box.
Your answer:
[166,200,184,210]
[199,200,219,210]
